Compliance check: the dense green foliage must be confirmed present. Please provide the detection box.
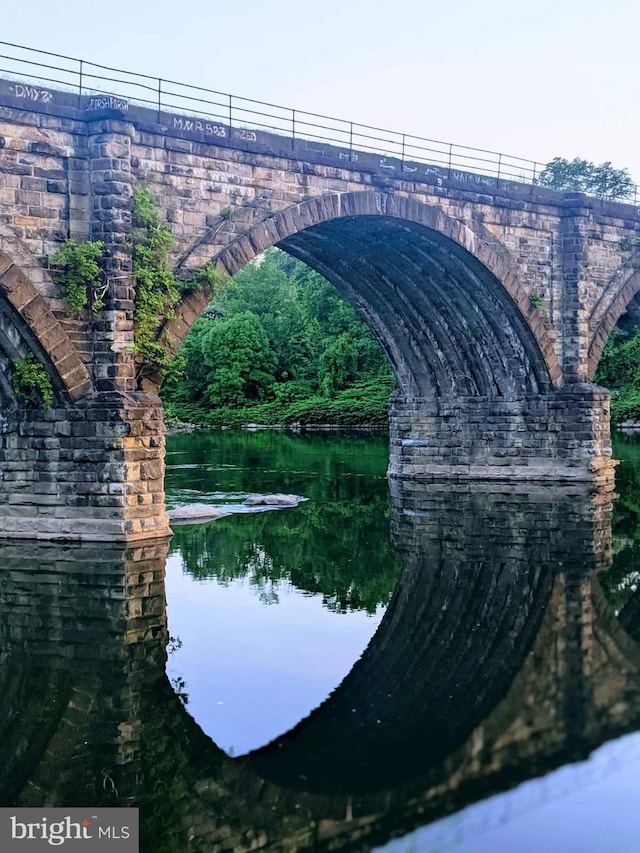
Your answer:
[11,353,54,408]
[537,157,635,200]
[162,249,394,425]
[51,238,105,315]
[594,321,640,423]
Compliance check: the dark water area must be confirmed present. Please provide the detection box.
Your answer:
[2,430,640,851]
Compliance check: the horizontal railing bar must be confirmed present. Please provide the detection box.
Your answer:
[0,67,77,91]
[0,39,636,199]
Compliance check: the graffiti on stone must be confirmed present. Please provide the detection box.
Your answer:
[87,95,129,112]
[173,116,226,137]
[11,84,52,102]
[235,128,257,142]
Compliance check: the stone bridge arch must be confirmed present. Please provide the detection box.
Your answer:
[156,192,562,398]
[0,228,93,405]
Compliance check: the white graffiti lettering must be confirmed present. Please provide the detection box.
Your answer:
[12,84,52,103]
[88,95,128,112]
[235,128,257,142]
[379,157,396,171]
[452,170,495,187]
[172,116,226,137]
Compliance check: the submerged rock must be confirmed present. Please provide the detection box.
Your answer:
[168,494,306,526]
[168,504,224,524]
[243,494,300,507]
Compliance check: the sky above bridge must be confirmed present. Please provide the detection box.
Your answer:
[3,0,639,181]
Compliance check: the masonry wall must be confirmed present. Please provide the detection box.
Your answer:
[0,393,169,540]
[389,384,615,487]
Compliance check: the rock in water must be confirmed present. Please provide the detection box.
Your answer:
[168,504,224,524]
[243,494,300,507]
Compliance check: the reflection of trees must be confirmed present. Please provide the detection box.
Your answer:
[165,428,390,500]
[170,497,400,614]
[601,436,640,615]
[167,429,400,614]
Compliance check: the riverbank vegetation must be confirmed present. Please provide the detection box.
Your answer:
[161,249,394,427]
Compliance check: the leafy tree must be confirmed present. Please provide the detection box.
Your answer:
[199,313,277,406]
[537,157,635,200]
[319,334,359,396]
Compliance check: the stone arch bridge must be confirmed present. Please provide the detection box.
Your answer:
[1,79,640,539]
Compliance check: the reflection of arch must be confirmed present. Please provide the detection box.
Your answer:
[151,193,561,394]
[587,265,640,378]
[5,487,640,850]
[0,251,92,402]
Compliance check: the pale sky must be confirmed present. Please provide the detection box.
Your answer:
[2,0,639,179]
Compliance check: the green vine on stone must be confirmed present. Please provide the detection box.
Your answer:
[51,239,105,315]
[11,353,54,408]
[529,291,543,310]
[132,184,222,380]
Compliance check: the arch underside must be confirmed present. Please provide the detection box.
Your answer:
[277,216,552,399]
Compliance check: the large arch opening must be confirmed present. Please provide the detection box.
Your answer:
[160,194,560,401]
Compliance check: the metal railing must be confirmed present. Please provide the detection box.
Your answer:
[0,40,638,204]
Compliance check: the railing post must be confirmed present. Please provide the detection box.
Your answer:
[292,109,296,150]
[349,122,354,162]
[531,161,537,197]
[78,59,83,107]
[401,133,405,171]
[497,153,502,184]
[228,94,233,130]
[157,78,162,123]
[448,143,453,179]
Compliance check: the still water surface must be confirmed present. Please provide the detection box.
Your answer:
[2,429,640,851]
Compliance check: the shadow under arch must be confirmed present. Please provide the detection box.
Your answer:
[152,192,561,397]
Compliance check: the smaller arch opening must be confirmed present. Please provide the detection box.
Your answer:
[593,293,640,427]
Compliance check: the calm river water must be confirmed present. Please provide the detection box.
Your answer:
[2,429,640,851]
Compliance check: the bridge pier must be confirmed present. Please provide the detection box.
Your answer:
[0,393,170,541]
[389,384,615,488]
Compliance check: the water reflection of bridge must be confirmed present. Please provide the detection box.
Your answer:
[1,485,640,851]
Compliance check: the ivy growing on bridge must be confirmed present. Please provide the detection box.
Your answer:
[50,239,106,315]
[132,185,221,381]
[11,353,54,409]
